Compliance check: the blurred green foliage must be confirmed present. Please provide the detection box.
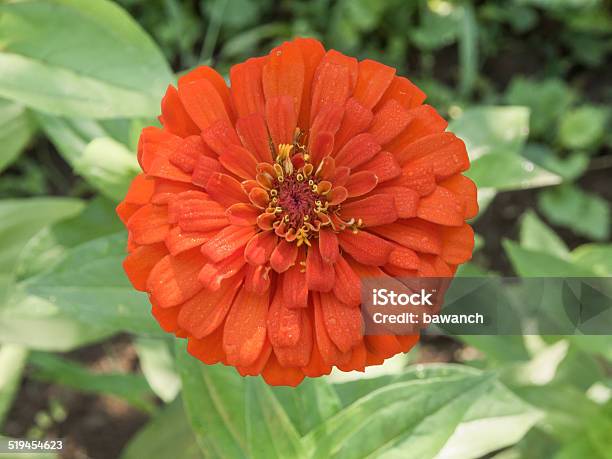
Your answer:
[0,0,611,458]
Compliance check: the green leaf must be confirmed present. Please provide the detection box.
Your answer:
[449,106,530,159]
[467,153,561,191]
[0,98,35,173]
[519,210,569,259]
[304,370,535,459]
[271,380,342,436]
[0,292,113,351]
[523,144,589,181]
[29,352,155,412]
[18,233,159,336]
[538,184,610,241]
[558,105,608,151]
[503,239,596,276]
[176,343,247,459]
[512,384,600,440]
[504,78,574,138]
[35,113,141,198]
[245,378,304,459]
[135,338,181,403]
[121,399,202,459]
[571,244,612,276]
[0,0,173,118]
[16,197,122,280]
[77,137,140,201]
[0,344,28,427]
[0,198,83,277]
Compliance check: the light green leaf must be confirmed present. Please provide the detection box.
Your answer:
[449,106,530,160]
[35,113,140,198]
[135,338,181,403]
[271,379,342,436]
[467,153,561,191]
[512,384,601,440]
[0,344,28,427]
[121,399,202,459]
[304,370,534,459]
[77,137,139,201]
[16,197,122,280]
[0,198,83,277]
[519,210,569,259]
[503,239,596,276]
[558,106,608,151]
[504,77,574,137]
[571,244,612,276]
[0,292,113,351]
[176,344,247,459]
[538,184,610,241]
[18,233,159,336]
[0,98,35,172]
[523,144,589,181]
[30,352,155,412]
[246,378,304,459]
[0,0,173,118]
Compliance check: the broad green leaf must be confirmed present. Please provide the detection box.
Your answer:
[503,239,596,277]
[504,77,574,138]
[77,137,140,201]
[304,370,533,459]
[0,344,28,426]
[332,364,479,406]
[538,184,610,241]
[571,244,612,276]
[512,384,601,440]
[1,199,125,350]
[0,0,173,118]
[18,233,159,336]
[245,378,304,459]
[121,399,202,459]
[35,111,141,199]
[135,338,181,403]
[0,198,83,277]
[467,152,561,191]
[29,352,155,412]
[449,106,530,160]
[523,144,588,181]
[35,113,108,165]
[16,197,122,280]
[0,98,35,173]
[272,379,342,436]
[0,292,112,351]
[568,336,612,362]
[558,105,608,151]
[327,368,536,458]
[435,381,541,459]
[519,210,569,259]
[176,343,247,459]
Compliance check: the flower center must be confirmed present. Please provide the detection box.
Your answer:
[276,174,319,229]
[253,132,360,246]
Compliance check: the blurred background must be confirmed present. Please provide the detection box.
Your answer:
[0,0,610,458]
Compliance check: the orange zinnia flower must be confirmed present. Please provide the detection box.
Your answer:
[117,38,477,386]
